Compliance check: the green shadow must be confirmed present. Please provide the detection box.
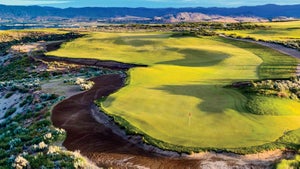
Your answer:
[215,37,298,79]
[114,38,161,47]
[157,48,229,67]
[154,84,246,113]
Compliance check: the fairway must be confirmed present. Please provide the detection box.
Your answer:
[48,32,300,151]
[217,21,300,41]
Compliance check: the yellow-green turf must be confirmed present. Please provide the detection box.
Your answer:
[217,21,300,41]
[47,31,300,149]
[0,28,68,35]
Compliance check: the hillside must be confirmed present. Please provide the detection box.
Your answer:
[0,4,300,23]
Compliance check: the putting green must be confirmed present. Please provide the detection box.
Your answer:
[48,32,300,151]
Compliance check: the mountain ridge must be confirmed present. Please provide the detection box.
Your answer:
[0,4,300,22]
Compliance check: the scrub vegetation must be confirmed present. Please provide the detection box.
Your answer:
[0,30,100,168]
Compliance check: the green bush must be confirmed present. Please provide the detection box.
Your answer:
[4,92,14,98]
[277,155,300,169]
[19,99,28,107]
[4,107,17,118]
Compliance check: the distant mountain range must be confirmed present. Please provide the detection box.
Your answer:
[0,4,300,23]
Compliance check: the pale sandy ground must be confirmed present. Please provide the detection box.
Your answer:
[9,42,45,54]
[0,54,13,66]
[0,92,25,123]
[41,79,84,99]
[9,40,64,55]
[11,41,82,97]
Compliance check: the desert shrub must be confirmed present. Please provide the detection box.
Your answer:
[277,91,289,98]
[40,93,58,101]
[0,148,8,159]
[18,87,29,93]
[79,81,95,91]
[32,119,51,129]
[8,138,22,149]
[290,93,299,100]
[26,154,55,169]
[0,110,84,168]
[234,77,300,100]
[26,95,33,104]
[13,126,28,135]
[39,72,51,78]
[10,85,19,92]
[277,155,300,169]
[19,99,28,107]
[75,77,85,85]
[74,77,95,90]
[35,104,44,111]
[0,57,32,81]
[4,107,17,118]
[12,155,29,169]
[4,92,14,98]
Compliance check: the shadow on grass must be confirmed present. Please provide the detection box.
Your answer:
[93,34,168,47]
[215,37,298,79]
[86,35,164,47]
[154,84,245,113]
[249,30,279,35]
[157,48,229,67]
[114,38,162,47]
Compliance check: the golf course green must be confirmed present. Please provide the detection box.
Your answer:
[47,31,300,153]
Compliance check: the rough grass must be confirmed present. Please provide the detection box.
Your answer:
[246,96,300,116]
[277,155,300,169]
[49,32,300,152]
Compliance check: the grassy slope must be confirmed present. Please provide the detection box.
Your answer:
[48,32,300,151]
[217,21,300,41]
[215,37,299,79]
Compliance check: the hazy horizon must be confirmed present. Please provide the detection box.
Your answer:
[0,0,299,8]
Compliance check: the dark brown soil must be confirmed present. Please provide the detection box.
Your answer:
[45,41,64,51]
[36,54,146,70]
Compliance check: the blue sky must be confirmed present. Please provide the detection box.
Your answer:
[0,0,299,8]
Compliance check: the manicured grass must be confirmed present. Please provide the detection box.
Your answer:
[48,32,300,152]
[215,37,299,79]
[217,21,300,41]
